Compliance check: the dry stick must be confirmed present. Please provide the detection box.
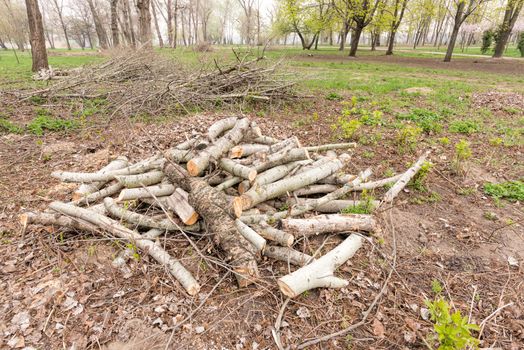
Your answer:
[293,184,339,196]
[277,234,364,298]
[235,159,344,216]
[49,201,200,295]
[234,219,266,253]
[478,302,514,340]
[381,150,431,204]
[255,222,294,247]
[73,182,124,206]
[296,209,397,349]
[73,156,129,200]
[303,142,356,152]
[272,297,291,350]
[187,117,251,176]
[118,183,175,201]
[289,198,380,213]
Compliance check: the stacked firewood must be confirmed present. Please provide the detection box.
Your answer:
[21,117,429,297]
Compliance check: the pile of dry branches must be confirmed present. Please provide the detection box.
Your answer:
[22,49,295,115]
[22,117,429,298]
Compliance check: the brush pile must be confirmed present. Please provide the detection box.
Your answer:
[21,117,429,297]
[22,49,295,116]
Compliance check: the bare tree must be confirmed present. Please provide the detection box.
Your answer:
[86,0,109,49]
[110,0,120,46]
[493,0,523,57]
[386,0,408,55]
[236,0,255,44]
[444,0,488,62]
[25,0,48,71]
[50,0,71,49]
[151,0,164,46]
[137,0,153,46]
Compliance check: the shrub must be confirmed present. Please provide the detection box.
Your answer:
[481,29,494,54]
[331,117,362,140]
[452,139,472,174]
[395,125,422,152]
[518,32,524,57]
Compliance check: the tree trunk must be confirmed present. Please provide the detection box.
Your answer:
[167,0,173,46]
[173,0,178,47]
[124,0,137,46]
[25,0,49,72]
[87,0,109,49]
[52,0,71,50]
[136,0,152,47]
[444,2,465,62]
[110,0,120,47]
[493,0,524,58]
[151,0,163,47]
[386,29,396,55]
[348,26,363,57]
[339,23,349,51]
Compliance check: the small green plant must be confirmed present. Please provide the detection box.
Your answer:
[483,211,498,221]
[449,120,481,134]
[431,279,443,294]
[0,118,22,134]
[489,137,503,146]
[518,32,524,57]
[484,181,524,202]
[359,110,384,126]
[425,298,480,350]
[481,29,494,54]
[331,117,362,140]
[410,161,432,191]
[397,108,442,134]
[438,137,450,145]
[27,110,79,135]
[342,190,376,214]
[326,92,343,101]
[452,140,472,175]
[395,125,422,152]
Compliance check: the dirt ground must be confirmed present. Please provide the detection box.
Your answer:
[294,52,524,76]
[1,62,524,349]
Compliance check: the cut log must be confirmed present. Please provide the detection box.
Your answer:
[219,158,257,181]
[263,246,314,267]
[48,201,200,295]
[282,214,377,237]
[269,136,301,153]
[215,177,242,191]
[254,147,310,173]
[294,184,339,196]
[277,234,364,297]
[238,180,251,194]
[255,222,294,247]
[118,183,176,201]
[290,198,380,213]
[319,174,357,185]
[73,182,123,206]
[238,169,372,225]
[234,219,266,253]
[229,144,269,158]
[112,228,165,268]
[187,117,251,176]
[20,211,98,232]
[165,163,259,287]
[115,170,164,188]
[252,135,279,145]
[175,137,208,151]
[104,197,200,231]
[208,116,238,141]
[304,143,356,153]
[235,159,344,216]
[73,156,128,200]
[166,149,195,163]
[382,151,431,203]
[253,160,312,187]
[165,189,199,225]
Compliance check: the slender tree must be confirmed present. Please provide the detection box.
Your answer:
[493,0,524,57]
[86,0,109,49]
[50,0,71,49]
[385,0,408,55]
[25,0,49,71]
[110,0,120,47]
[151,0,164,47]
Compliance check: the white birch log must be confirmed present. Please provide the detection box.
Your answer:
[115,170,165,188]
[219,158,257,181]
[20,211,98,232]
[166,149,195,163]
[234,219,266,253]
[294,184,339,196]
[49,201,200,295]
[255,222,294,247]
[104,197,199,231]
[295,157,335,175]
[351,174,402,190]
[319,174,357,185]
[382,150,431,203]
[269,136,301,153]
[253,160,312,187]
[52,158,164,183]
[208,116,238,141]
[235,159,344,216]
[73,156,128,200]
[118,183,176,201]
[282,214,376,236]
[175,137,208,151]
[277,234,364,297]
[254,148,310,173]
[229,144,269,158]
[304,143,356,152]
[187,118,250,176]
[238,169,372,225]
[263,246,315,267]
[290,198,380,213]
[238,180,251,194]
[215,177,242,191]
[73,182,123,206]
[112,228,164,267]
[251,135,280,145]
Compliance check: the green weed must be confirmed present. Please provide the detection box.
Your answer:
[0,118,23,134]
[410,161,432,191]
[27,109,79,135]
[449,120,481,134]
[341,191,376,214]
[484,181,524,202]
[395,125,422,152]
[331,117,362,140]
[397,108,442,134]
[452,140,472,175]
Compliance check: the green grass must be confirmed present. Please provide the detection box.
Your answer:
[484,181,524,202]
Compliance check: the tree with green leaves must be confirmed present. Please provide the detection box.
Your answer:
[385,0,408,55]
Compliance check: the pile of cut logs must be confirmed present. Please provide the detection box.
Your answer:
[21,117,429,298]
